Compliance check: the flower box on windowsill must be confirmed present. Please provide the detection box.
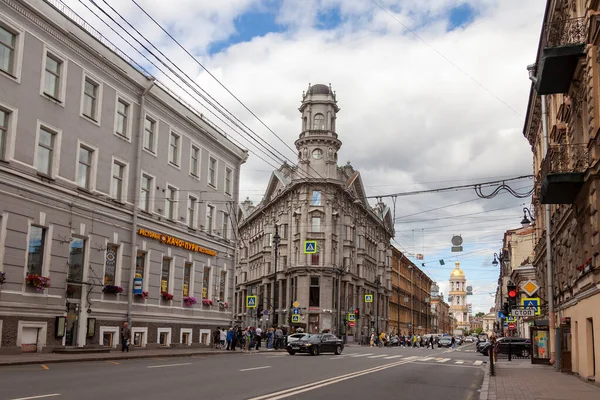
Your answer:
[161,292,174,301]
[25,273,51,291]
[218,301,229,310]
[135,291,149,300]
[102,285,123,294]
[183,296,197,307]
[201,299,214,306]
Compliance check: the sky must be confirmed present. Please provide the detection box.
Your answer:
[59,0,545,315]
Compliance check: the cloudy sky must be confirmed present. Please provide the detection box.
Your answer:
[60,0,544,315]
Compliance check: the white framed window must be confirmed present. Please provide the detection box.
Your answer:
[115,96,132,140]
[313,113,325,130]
[187,195,198,229]
[312,190,322,206]
[190,144,200,177]
[103,244,119,286]
[111,158,128,202]
[168,130,181,167]
[76,141,97,190]
[165,184,178,220]
[40,48,67,103]
[143,113,157,154]
[311,216,321,232]
[0,18,23,80]
[139,172,154,213]
[224,167,232,196]
[157,327,172,347]
[221,211,229,240]
[180,328,192,346]
[206,205,214,234]
[0,105,13,161]
[35,122,61,178]
[80,73,102,123]
[208,156,217,188]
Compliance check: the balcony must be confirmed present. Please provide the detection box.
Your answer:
[535,17,586,95]
[540,144,588,204]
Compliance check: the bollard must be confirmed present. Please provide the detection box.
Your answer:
[489,346,495,376]
[508,340,512,362]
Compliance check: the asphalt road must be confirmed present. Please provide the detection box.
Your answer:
[0,343,485,400]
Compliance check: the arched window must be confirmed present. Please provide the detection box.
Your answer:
[313,113,325,130]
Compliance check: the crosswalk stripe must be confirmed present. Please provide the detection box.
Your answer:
[437,358,451,363]
[419,357,434,361]
[340,353,359,357]
[383,355,403,360]
[367,355,388,358]
[455,360,464,364]
[350,353,374,357]
[473,361,483,366]
[403,356,419,360]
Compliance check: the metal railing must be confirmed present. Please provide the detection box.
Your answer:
[543,17,587,48]
[541,143,589,177]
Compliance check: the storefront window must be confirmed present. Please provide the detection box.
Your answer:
[161,258,171,293]
[202,266,210,299]
[27,226,45,275]
[183,262,191,297]
[135,251,145,279]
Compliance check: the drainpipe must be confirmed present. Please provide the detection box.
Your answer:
[528,64,556,368]
[127,78,156,327]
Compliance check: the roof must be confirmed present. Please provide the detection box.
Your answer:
[307,84,332,95]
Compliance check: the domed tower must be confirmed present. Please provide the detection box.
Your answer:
[295,83,341,178]
[449,261,469,330]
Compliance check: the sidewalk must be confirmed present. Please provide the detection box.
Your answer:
[0,347,285,366]
[481,359,600,400]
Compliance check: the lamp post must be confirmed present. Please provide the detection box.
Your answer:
[375,276,381,335]
[521,207,535,227]
[492,250,510,336]
[272,224,280,327]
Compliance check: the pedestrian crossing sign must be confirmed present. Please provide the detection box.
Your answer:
[246,295,257,308]
[291,315,301,323]
[348,313,355,322]
[521,297,541,315]
[304,240,317,254]
[365,294,373,303]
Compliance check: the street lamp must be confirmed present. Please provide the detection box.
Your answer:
[272,224,280,326]
[491,253,499,266]
[375,276,381,335]
[521,207,535,227]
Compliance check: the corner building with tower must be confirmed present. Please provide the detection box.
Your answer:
[448,261,471,331]
[235,84,394,340]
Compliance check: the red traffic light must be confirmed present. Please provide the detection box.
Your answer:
[354,308,359,314]
[508,289,517,298]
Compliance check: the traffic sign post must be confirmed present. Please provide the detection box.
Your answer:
[291,315,301,323]
[513,308,535,317]
[304,241,317,254]
[521,297,541,316]
[364,294,373,303]
[246,295,257,308]
[348,313,355,322]
[293,308,300,315]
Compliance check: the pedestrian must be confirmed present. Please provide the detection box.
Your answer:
[370,332,375,347]
[226,327,234,350]
[267,328,274,350]
[428,335,434,349]
[213,328,220,349]
[275,326,283,349]
[255,326,263,350]
[220,328,227,349]
[121,321,131,353]
[451,335,456,349]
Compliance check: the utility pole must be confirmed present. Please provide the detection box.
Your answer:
[272,224,280,327]
[375,276,381,335]
[410,266,414,335]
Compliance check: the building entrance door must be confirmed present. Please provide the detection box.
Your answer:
[65,302,79,346]
[560,318,572,373]
[308,314,319,333]
[531,323,551,365]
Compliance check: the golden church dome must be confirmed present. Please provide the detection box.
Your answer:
[450,261,465,277]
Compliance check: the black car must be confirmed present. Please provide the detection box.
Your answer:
[494,337,531,358]
[287,333,344,356]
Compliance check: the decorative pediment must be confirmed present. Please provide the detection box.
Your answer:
[263,169,292,203]
[345,171,367,206]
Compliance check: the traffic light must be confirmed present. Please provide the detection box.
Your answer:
[257,304,264,317]
[507,282,518,310]
[354,308,360,320]
[503,302,510,318]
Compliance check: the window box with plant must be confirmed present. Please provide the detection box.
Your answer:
[183,296,197,307]
[0,271,6,285]
[201,299,214,306]
[135,291,149,299]
[219,301,229,310]
[161,292,174,301]
[25,273,51,291]
[102,285,123,294]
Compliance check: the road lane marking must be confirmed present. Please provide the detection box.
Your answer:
[383,355,403,359]
[9,395,61,400]
[247,359,417,400]
[419,357,434,361]
[437,358,451,363]
[455,360,464,364]
[473,360,483,366]
[40,364,49,370]
[105,361,119,365]
[350,353,373,357]
[267,355,287,358]
[147,362,192,369]
[240,366,272,372]
[367,354,388,358]
[402,356,419,360]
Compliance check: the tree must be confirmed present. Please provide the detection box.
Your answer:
[475,312,485,318]
[474,327,483,334]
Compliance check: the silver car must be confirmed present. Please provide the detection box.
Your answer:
[287,333,309,344]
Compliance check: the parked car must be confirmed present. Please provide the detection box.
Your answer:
[287,333,309,344]
[438,337,452,348]
[494,337,531,358]
[287,333,344,356]
[464,336,474,343]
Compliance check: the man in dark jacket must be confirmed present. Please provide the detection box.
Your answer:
[121,322,131,352]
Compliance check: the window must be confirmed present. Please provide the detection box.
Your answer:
[115,99,129,138]
[188,195,197,228]
[77,145,94,189]
[202,266,210,299]
[135,251,146,280]
[309,276,320,307]
[82,77,99,120]
[169,131,180,166]
[0,108,9,160]
[161,258,171,294]
[311,251,319,266]
[27,226,45,275]
[313,113,325,130]
[43,53,62,99]
[182,332,190,345]
[67,238,85,299]
[111,160,126,202]
[280,224,288,240]
[190,145,200,177]
[312,190,322,206]
[143,116,156,152]
[183,262,192,297]
[311,217,321,232]
[104,244,118,285]
[0,25,16,75]
[208,156,217,187]
[159,332,169,346]
[102,332,114,347]
[225,167,232,195]
[219,271,226,302]
[133,331,144,347]
[206,205,214,234]
[140,174,153,212]
[221,211,228,239]
[36,126,55,176]
[165,186,176,220]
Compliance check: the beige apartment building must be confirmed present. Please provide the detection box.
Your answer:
[523,0,600,382]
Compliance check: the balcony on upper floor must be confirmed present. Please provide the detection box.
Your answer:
[540,144,589,203]
[535,17,586,95]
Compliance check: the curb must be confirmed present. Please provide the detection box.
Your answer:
[479,362,490,400]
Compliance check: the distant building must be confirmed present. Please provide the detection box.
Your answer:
[448,261,470,330]
[430,295,451,334]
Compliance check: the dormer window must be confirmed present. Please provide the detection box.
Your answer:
[313,113,325,130]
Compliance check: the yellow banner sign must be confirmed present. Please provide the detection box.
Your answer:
[137,228,217,256]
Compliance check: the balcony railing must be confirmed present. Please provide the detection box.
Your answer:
[298,130,339,139]
[543,17,586,48]
[541,144,589,177]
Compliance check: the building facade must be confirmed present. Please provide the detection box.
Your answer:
[234,84,394,340]
[430,294,451,334]
[389,247,434,336]
[523,0,600,381]
[0,0,247,353]
[448,261,470,330]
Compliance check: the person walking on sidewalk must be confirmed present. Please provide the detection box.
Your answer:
[451,335,456,349]
[121,322,131,353]
[428,335,434,349]
[226,327,234,350]
[220,328,227,349]
[255,327,262,350]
